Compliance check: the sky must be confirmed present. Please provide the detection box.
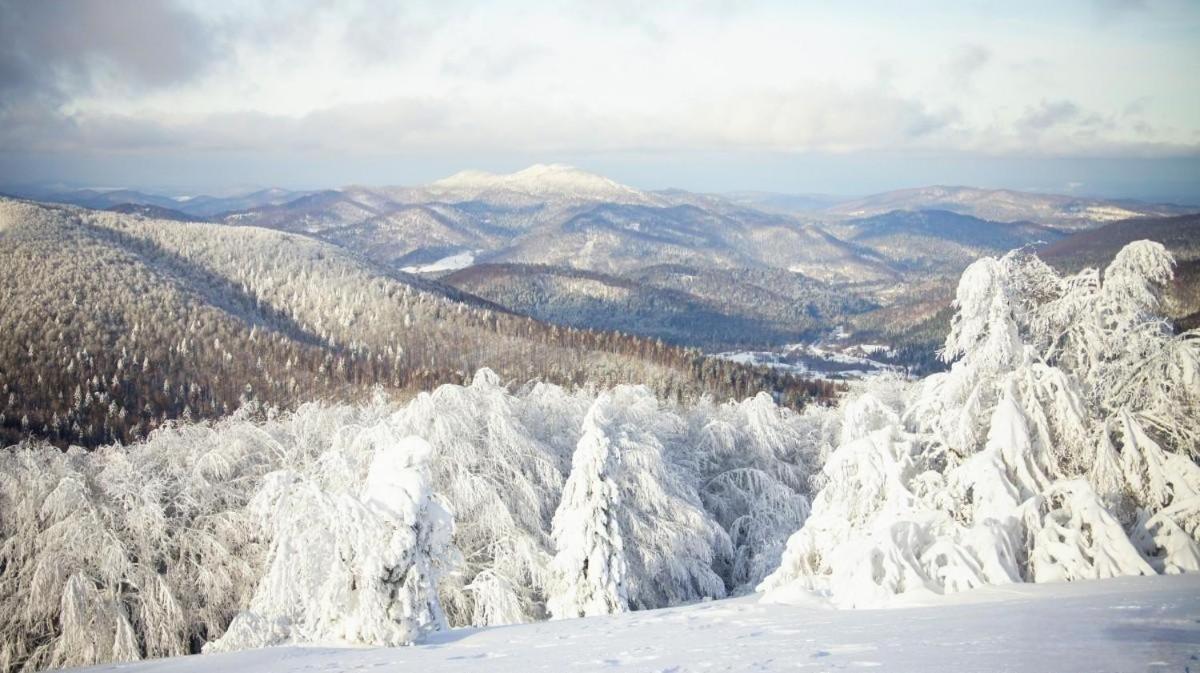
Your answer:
[1,0,1198,201]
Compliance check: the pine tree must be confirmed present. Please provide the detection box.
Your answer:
[547,396,629,618]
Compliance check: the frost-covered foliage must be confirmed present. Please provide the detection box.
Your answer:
[389,370,572,627]
[549,387,735,616]
[690,393,832,588]
[0,411,281,672]
[762,241,1200,607]
[548,397,631,618]
[206,435,455,652]
[0,372,822,670]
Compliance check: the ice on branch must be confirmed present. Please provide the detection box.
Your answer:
[1,372,823,670]
[207,433,454,652]
[762,240,1200,607]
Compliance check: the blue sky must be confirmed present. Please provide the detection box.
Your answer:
[1,0,1197,201]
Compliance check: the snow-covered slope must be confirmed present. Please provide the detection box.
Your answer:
[71,574,1200,673]
[429,164,657,205]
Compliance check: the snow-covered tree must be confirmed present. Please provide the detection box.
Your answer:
[689,392,828,589]
[208,433,455,651]
[547,396,630,618]
[2,372,811,668]
[549,386,732,616]
[391,370,567,626]
[598,387,729,610]
[762,240,1200,607]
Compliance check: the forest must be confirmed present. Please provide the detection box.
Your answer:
[0,199,838,450]
[1,239,1197,671]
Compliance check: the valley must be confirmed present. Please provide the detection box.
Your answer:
[28,165,1195,370]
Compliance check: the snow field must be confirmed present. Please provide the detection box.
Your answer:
[73,574,1200,673]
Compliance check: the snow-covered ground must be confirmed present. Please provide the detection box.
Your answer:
[401,250,476,274]
[715,341,902,380]
[73,575,1200,673]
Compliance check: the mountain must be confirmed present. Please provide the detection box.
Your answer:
[211,167,904,349]
[106,202,210,222]
[175,187,316,217]
[427,163,659,206]
[826,209,1065,273]
[494,202,754,274]
[0,197,826,448]
[43,188,185,211]
[1038,212,1200,269]
[442,263,869,348]
[28,169,1194,361]
[223,189,516,269]
[208,168,1200,359]
[36,186,315,218]
[723,190,849,214]
[824,185,1196,229]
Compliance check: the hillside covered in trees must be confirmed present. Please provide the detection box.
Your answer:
[0,198,836,448]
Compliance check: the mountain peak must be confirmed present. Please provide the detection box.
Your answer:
[430,164,652,204]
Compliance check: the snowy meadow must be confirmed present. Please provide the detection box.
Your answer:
[1,241,1198,672]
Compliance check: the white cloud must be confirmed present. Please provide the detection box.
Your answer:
[1,0,1198,176]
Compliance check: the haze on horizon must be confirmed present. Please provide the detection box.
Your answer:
[1,0,1198,202]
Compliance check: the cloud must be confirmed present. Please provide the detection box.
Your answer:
[946,44,991,90]
[0,83,968,158]
[1017,100,1082,133]
[0,0,218,105]
[0,0,1196,190]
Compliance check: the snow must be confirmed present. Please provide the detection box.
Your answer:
[70,574,1200,673]
[8,239,1199,671]
[401,251,476,274]
[761,242,1200,609]
[714,342,900,381]
[204,434,454,652]
[429,164,654,204]
[1,374,830,670]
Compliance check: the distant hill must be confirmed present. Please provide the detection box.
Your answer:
[721,190,848,214]
[443,263,869,348]
[40,186,313,218]
[45,188,184,211]
[828,209,1065,273]
[824,185,1195,230]
[1038,213,1200,269]
[106,202,210,222]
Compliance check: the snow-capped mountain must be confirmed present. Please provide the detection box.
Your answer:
[428,163,658,205]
